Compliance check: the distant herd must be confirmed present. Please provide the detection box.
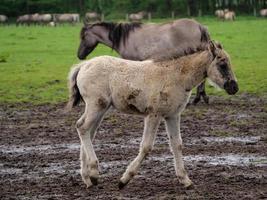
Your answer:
[215,9,236,21]
[0,9,267,25]
[0,12,96,26]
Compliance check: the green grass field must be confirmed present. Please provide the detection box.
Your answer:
[0,17,266,104]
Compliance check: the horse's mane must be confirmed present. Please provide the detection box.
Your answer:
[153,24,211,61]
[81,22,142,49]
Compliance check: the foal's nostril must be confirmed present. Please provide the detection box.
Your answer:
[230,80,239,94]
[224,80,238,95]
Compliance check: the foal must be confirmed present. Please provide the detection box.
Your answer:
[67,41,238,189]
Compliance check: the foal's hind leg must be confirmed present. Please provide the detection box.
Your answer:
[119,114,161,189]
[165,115,192,188]
[193,81,209,105]
[77,100,110,187]
[80,106,107,186]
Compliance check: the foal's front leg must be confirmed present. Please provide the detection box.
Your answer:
[119,114,161,189]
[165,115,192,188]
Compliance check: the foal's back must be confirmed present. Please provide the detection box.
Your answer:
[76,55,188,116]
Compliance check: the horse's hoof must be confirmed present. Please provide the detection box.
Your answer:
[90,177,98,185]
[118,181,127,189]
[203,96,209,104]
[192,97,200,105]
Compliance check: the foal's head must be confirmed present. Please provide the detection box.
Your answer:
[207,41,239,95]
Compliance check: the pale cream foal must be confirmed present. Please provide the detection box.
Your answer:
[66,41,238,189]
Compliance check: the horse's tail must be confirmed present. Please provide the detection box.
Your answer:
[65,64,82,111]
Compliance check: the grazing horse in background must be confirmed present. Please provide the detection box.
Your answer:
[224,10,236,21]
[53,13,80,25]
[129,11,146,22]
[260,9,267,17]
[215,10,224,20]
[0,15,8,24]
[67,41,238,189]
[85,12,101,23]
[38,14,53,25]
[77,19,212,104]
[16,13,53,26]
[16,14,32,26]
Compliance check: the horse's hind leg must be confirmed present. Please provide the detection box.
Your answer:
[165,115,192,188]
[80,143,92,187]
[77,99,110,187]
[193,80,209,105]
[119,114,161,189]
[200,80,209,104]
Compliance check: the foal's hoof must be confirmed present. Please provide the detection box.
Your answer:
[182,179,193,189]
[118,181,128,190]
[178,175,193,189]
[184,181,194,190]
[90,177,98,186]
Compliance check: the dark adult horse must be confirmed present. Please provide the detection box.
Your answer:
[77,19,211,104]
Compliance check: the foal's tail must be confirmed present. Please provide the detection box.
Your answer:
[65,65,82,111]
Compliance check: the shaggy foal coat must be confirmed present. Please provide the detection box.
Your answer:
[67,43,238,189]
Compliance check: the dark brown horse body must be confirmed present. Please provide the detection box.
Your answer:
[78,19,211,104]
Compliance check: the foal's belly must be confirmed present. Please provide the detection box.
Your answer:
[110,84,191,117]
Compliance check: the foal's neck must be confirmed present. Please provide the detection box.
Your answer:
[177,50,213,91]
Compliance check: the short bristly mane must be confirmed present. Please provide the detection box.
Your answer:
[155,49,212,69]
[81,22,142,49]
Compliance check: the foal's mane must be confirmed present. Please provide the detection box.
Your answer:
[81,22,142,49]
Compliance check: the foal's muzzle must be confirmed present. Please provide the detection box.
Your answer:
[224,80,239,95]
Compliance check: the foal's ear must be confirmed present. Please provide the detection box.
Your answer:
[208,40,217,57]
[215,41,223,49]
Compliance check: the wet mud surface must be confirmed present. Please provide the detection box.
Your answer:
[0,95,266,199]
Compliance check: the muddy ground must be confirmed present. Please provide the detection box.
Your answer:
[0,95,266,200]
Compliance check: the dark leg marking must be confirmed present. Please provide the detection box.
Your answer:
[193,87,201,105]
[193,81,209,105]
[128,104,141,113]
[97,97,108,109]
[160,91,168,102]
[199,81,209,104]
[127,89,141,100]
[76,117,85,128]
